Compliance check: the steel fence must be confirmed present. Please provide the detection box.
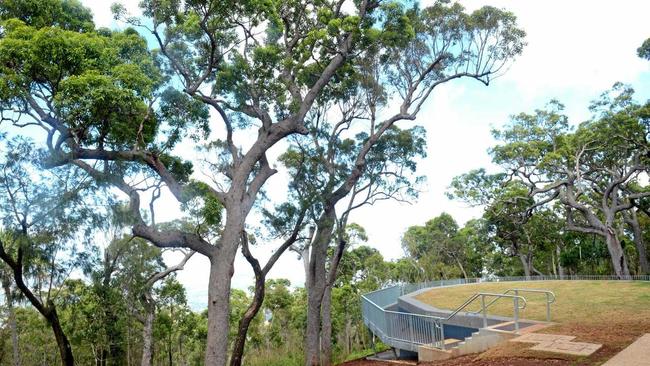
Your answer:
[362,294,444,351]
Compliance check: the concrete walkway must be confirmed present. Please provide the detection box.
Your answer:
[602,334,650,366]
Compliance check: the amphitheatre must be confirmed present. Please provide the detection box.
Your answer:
[355,276,650,365]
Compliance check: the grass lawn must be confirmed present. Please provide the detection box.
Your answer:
[413,280,650,365]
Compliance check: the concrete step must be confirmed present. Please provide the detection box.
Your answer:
[419,327,521,362]
[444,338,462,346]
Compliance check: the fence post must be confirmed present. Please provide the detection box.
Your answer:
[481,295,487,328]
[514,296,520,332]
[408,315,414,346]
[546,292,551,322]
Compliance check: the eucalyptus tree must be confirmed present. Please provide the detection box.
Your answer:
[448,170,565,277]
[493,89,649,277]
[0,0,420,364]
[283,119,427,366]
[229,216,307,366]
[332,244,389,355]
[639,37,650,60]
[139,251,194,366]
[402,213,470,279]
[456,219,494,278]
[482,183,544,277]
[93,233,195,366]
[90,234,142,365]
[0,139,99,366]
[452,85,649,278]
[153,277,193,366]
[267,3,526,363]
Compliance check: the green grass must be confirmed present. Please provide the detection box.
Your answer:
[245,349,303,366]
[414,280,650,324]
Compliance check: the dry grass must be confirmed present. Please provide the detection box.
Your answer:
[412,280,650,365]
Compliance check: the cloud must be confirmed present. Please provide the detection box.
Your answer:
[83,1,142,29]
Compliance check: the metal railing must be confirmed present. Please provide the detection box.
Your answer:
[361,275,650,353]
[473,288,555,321]
[452,292,527,331]
[362,289,527,351]
[362,291,445,351]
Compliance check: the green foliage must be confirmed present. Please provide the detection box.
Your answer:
[0,14,165,150]
[159,154,194,184]
[638,37,650,60]
[55,71,156,148]
[245,351,303,366]
[0,0,94,31]
[447,169,506,205]
[158,88,210,147]
[401,213,480,279]
[489,100,571,171]
[179,180,225,232]
[10,308,60,364]
[560,234,611,274]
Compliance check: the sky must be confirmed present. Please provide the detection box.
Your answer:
[81,0,650,309]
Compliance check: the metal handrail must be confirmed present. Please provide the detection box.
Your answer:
[443,292,527,322]
[441,292,527,334]
[473,288,555,321]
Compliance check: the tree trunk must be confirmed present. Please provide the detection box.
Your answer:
[229,261,265,366]
[605,228,630,278]
[302,246,311,287]
[305,286,324,366]
[454,256,468,279]
[127,318,131,366]
[551,250,557,276]
[305,211,336,366]
[320,286,333,366]
[518,254,531,279]
[204,247,236,366]
[141,298,155,366]
[168,336,172,366]
[344,318,352,355]
[626,210,649,274]
[179,335,185,366]
[47,303,75,366]
[556,245,565,279]
[0,244,74,366]
[1,272,21,366]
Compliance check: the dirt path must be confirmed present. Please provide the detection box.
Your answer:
[338,355,572,366]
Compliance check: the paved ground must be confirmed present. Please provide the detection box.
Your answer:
[511,333,575,344]
[511,332,602,356]
[530,340,602,356]
[602,333,650,366]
